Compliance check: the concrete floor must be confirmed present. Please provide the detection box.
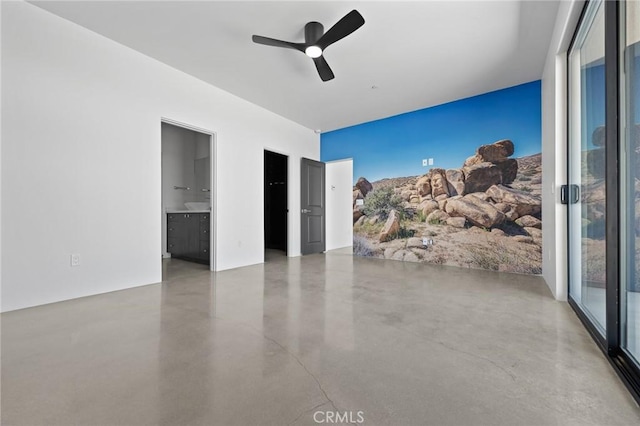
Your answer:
[2,250,640,425]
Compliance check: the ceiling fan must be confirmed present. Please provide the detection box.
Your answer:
[252,10,365,82]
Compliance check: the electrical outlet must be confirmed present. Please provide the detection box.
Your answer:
[422,159,428,167]
[70,254,80,267]
[422,238,434,246]
[428,158,434,165]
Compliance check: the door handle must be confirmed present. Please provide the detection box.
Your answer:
[561,184,580,204]
[570,185,580,204]
[301,208,311,213]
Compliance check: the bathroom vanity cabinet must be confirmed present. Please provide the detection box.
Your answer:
[167,213,210,265]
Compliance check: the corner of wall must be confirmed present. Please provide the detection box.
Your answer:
[0,0,3,312]
[541,0,582,302]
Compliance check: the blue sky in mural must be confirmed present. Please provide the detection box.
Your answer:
[321,81,541,183]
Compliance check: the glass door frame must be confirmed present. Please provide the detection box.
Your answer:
[567,0,640,405]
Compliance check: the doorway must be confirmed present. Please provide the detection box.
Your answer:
[264,150,288,257]
[161,119,216,272]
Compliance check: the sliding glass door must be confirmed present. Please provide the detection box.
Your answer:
[568,0,640,402]
[568,0,607,335]
[621,0,640,367]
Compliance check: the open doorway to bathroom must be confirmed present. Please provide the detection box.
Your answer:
[161,120,215,276]
[264,150,288,260]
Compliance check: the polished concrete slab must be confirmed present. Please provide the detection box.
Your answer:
[2,251,640,425]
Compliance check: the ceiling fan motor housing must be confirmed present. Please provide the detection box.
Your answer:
[304,22,324,45]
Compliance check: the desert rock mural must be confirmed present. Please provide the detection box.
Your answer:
[352,139,543,274]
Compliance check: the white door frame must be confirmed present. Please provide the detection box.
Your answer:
[161,117,217,272]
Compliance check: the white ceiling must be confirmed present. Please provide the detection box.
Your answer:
[30,0,560,132]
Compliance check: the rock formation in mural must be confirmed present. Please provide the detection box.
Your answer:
[352,139,544,274]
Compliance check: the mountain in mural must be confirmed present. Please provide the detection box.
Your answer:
[352,139,543,274]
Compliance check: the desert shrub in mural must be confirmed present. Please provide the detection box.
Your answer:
[351,139,543,274]
[361,186,403,220]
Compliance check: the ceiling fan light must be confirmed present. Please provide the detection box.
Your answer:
[305,46,322,58]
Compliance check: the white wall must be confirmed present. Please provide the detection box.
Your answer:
[0,0,3,314]
[1,1,319,312]
[541,0,584,300]
[325,159,353,251]
[0,0,3,313]
[629,1,640,45]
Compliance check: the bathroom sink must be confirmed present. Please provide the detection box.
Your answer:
[184,202,210,211]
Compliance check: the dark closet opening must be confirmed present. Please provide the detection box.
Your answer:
[264,150,288,253]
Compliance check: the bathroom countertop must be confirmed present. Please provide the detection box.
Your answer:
[166,210,211,214]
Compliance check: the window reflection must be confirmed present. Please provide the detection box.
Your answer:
[622,0,640,366]
[568,0,607,333]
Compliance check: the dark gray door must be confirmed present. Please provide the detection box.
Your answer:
[301,158,325,255]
